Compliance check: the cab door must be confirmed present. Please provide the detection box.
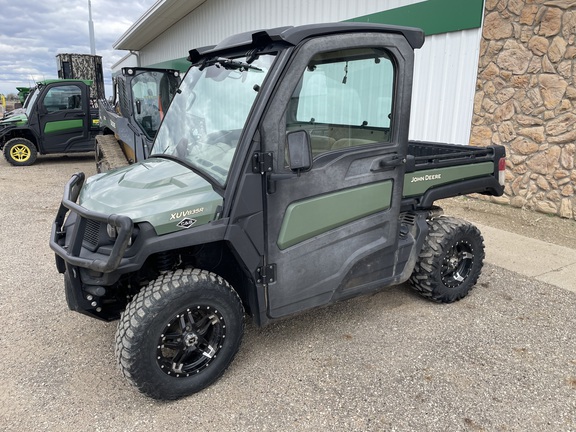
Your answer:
[260,32,416,318]
[34,82,92,153]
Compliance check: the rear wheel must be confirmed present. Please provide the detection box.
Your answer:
[115,268,244,400]
[3,138,38,166]
[409,216,484,303]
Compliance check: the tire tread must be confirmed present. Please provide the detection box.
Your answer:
[409,216,485,303]
[115,268,244,399]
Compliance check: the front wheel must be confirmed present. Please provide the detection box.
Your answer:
[409,216,485,303]
[3,138,38,166]
[115,268,244,400]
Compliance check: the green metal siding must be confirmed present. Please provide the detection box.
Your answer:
[147,0,485,72]
[347,0,484,36]
[146,58,191,73]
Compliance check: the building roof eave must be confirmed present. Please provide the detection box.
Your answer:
[113,0,207,51]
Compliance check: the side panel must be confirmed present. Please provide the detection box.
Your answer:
[44,119,83,134]
[277,181,393,250]
[403,161,494,197]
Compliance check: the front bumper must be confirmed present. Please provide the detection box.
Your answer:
[50,172,134,273]
[50,172,134,320]
[50,172,230,320]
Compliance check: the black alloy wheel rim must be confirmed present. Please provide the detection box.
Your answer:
[441,240,474,288]
[156,305,226,377]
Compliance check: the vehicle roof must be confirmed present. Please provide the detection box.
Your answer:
[117,67,181,77]
[188,22,425,63]
[37,79,93,87]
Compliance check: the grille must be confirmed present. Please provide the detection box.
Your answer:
[83,219,101,248]
[399,212,417,238]
[399,212,417,226]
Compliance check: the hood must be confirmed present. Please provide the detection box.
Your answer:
[0,112,27,127]
[80,157,223,235]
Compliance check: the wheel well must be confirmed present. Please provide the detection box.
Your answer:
[145,241,258,319]
[1,129,38,149]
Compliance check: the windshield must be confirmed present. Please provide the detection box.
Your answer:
[150,54,275,186]
[24,87,39,113]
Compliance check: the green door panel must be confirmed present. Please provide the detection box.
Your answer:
[44,119,83,134]
[277,181,393,250]
[402,162,494,197]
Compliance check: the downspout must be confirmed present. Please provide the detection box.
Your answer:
[130,50,141,67]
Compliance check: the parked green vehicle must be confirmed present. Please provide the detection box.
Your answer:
[0,79,99,166]
[50,23,506,400]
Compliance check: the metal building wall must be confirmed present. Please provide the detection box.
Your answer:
[411,28,483,144]
[135,0,480,145]
[138,0,423,66]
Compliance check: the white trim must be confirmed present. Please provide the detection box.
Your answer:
[114,0,207,50]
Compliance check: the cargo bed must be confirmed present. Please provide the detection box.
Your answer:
[402,141,506,210]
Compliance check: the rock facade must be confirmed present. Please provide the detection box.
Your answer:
[473,0,576,219]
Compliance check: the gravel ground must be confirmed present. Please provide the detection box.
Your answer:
[1,153,575,432]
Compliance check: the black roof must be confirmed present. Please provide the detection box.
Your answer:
[188,22,425,63]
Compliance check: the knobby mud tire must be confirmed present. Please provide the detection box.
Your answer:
[3,137,38,166]
[409,216,485,303]
[115,268,244,400]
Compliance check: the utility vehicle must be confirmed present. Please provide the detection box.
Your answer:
[51,23,506,400]
[0,80,99,166]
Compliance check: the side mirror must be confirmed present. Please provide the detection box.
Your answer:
[286,130,312,172]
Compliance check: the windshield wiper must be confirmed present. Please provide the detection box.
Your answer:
[214,57,263,72]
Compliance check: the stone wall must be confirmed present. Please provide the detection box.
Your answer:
[472,0,576,219]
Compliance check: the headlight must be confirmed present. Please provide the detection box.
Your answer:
[107,223,134,246]
[106,223,117,239]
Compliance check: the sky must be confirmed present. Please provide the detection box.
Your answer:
[0,0,157,97]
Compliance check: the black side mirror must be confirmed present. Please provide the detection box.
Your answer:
[286,130,312,172]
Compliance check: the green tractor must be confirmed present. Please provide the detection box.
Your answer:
[0,79,99,166]
[16,86,32,104]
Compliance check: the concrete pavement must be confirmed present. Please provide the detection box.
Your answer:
[2,155,576,431]
[477,223,576,294]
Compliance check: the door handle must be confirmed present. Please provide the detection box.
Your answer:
[371,155,405,172]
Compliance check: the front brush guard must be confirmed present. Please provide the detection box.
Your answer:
[50,172,134,273]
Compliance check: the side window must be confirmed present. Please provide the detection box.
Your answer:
[43,85,82,112]
[132,74,159,137]
[131,71,180,139]
[287,48,395,157]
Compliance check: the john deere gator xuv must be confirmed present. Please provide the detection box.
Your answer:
[0,79,99,165]
[51,23,506,400]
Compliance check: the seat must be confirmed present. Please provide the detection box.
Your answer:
[68,95,81,109]
[331,138,375,150]
[310,135,335,156]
